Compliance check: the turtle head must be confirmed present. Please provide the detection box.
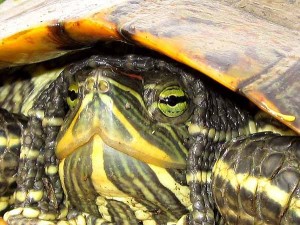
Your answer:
[56,57,194,169]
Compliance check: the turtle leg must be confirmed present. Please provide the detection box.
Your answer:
[3,72,71,224]
[0,108,27,216]
[213,132,300,225]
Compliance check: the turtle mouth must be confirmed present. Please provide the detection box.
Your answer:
[56,92,187,169]
[56,124,185,169]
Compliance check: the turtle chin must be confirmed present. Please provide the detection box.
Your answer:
[58,134,133,217]
[58,133,190,220]
[58,133,155,204]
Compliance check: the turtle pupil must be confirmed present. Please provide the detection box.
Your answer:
[160,95,187,106]
[68,90,78,101]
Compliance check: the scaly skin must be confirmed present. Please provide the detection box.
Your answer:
[0,109,27,214]
[213,133,300,225]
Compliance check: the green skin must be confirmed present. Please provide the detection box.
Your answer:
[0,54,299,225]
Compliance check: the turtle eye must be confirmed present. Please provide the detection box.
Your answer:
[67,83,79,108]
[158,86,189,117]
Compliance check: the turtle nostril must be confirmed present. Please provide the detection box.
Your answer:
[85,77,95,91]
[98,80,109,93]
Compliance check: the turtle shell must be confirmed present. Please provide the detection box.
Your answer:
[0,0,300,133]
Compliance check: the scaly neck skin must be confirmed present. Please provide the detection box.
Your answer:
[186,77,296,172]
[253,111,296,136]
[186,77,253,169]
[185,78,258,224]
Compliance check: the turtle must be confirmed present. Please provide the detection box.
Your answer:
[0,0,299,225]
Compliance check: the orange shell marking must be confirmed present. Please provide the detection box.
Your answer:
[0,218,6,225]
[131,31,240,91]
[0,16,120,67]
[64,14,121,43]
[0,25,62,67]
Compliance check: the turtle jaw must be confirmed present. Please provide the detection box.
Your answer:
[59,134,128,199]
[56,78,187,169]
[58,131,191,221]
